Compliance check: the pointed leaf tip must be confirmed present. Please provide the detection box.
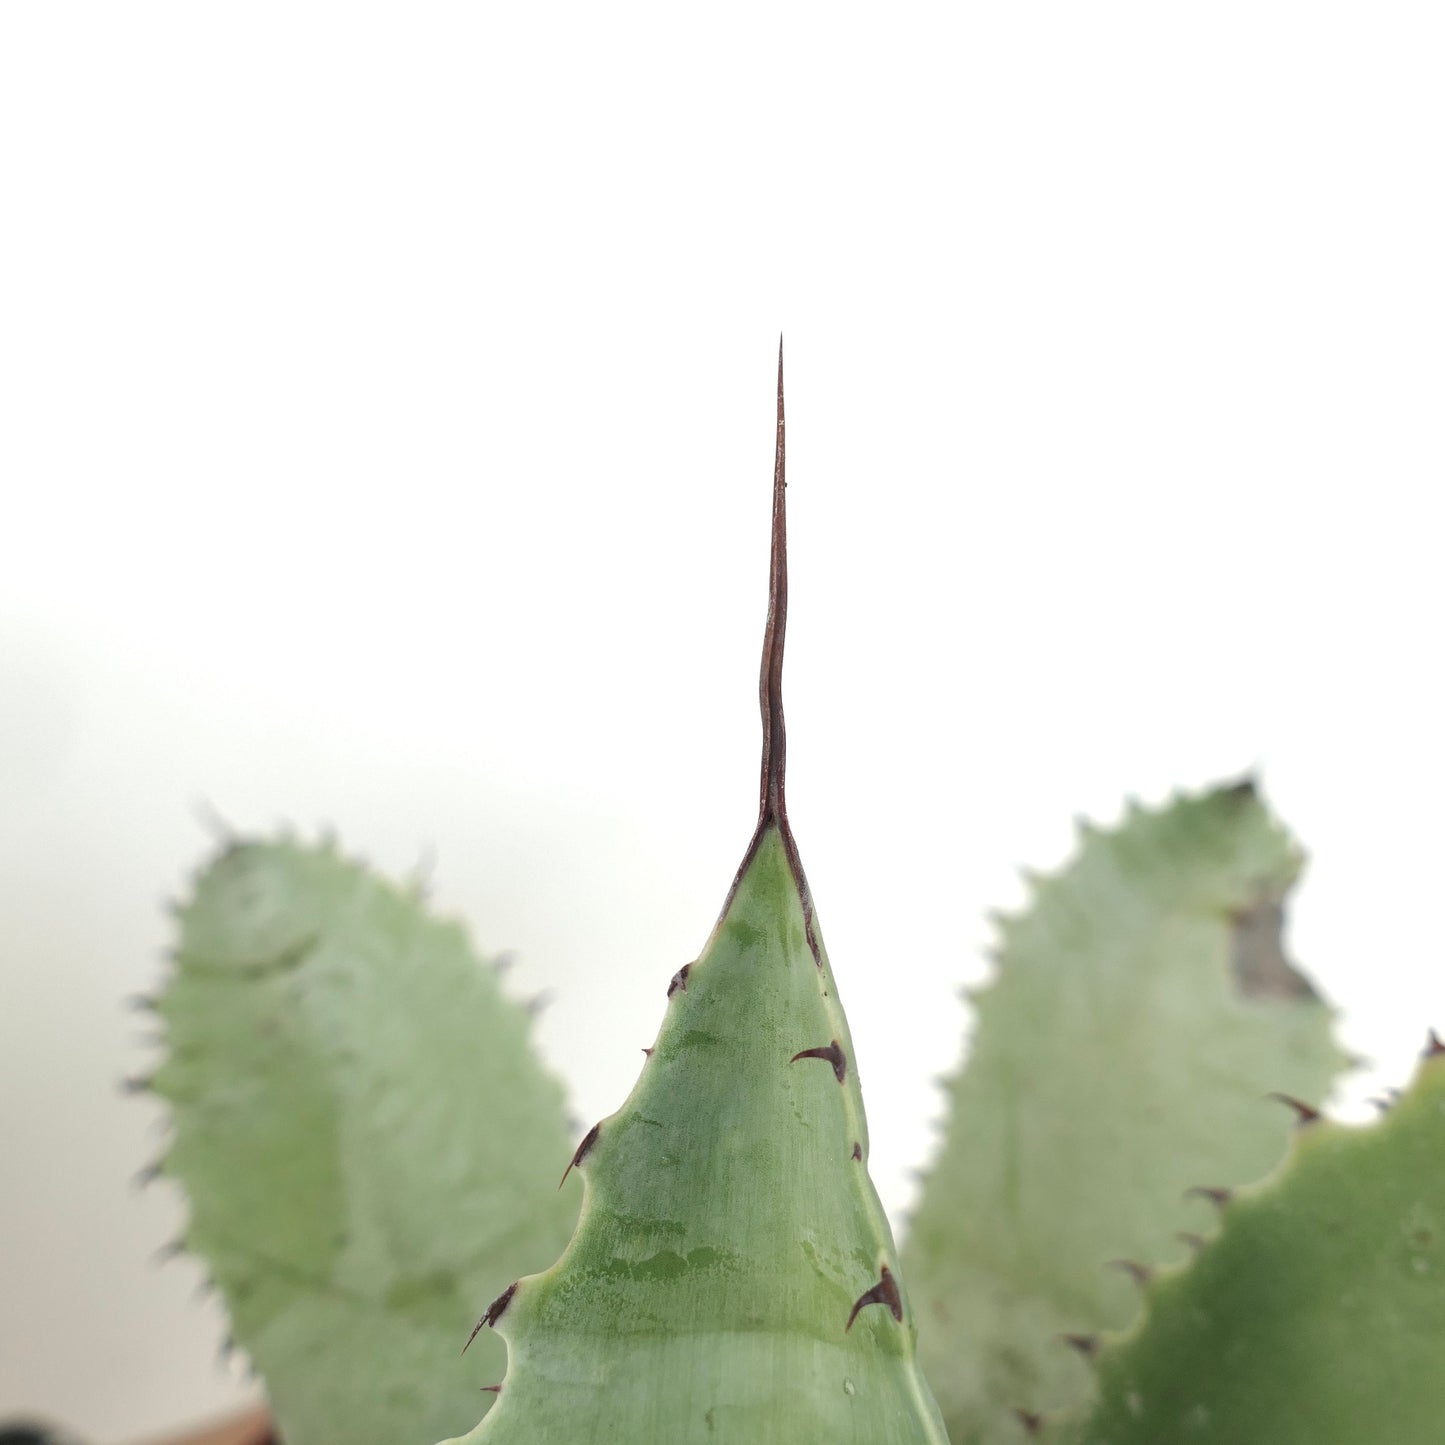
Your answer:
[757,331,789,831]
[439,357,952,1444]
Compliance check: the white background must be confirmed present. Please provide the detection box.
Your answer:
[3,4,1443,1439]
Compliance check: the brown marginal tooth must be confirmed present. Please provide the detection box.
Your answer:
[668,964,691,998]
[1014,1409,1044,1435]
[851,1142,863,1161]
[1176,1231,1208,1252]
[1185,1185,1233,1209]
[1267,1091,1322,1125]
[844,1265,903,1331]
[1061,1333,1099,1360]
[558,1122,601,1189]
[1106,1259,1153,1287]
[1425,1029,1445,1058]
[790,1039,847,1083]
[462,1282,518,1354]
[480,1384,503,1395]
[119,1075,153,1094]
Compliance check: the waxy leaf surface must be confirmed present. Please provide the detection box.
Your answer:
[149,838,576,1445]
[904,784,1349,1443]
[1053,1046,1445,1444]
[447,825,949,1443]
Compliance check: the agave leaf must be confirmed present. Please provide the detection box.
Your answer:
[1049,1039,1445,1444]
[444,345,949,1443]
[903,784,1350,1443]
[148,836,577,1445]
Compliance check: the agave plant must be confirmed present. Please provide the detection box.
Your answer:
[135,354,1444,1444]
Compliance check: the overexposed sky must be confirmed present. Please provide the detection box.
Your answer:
[3,4,1444,1439]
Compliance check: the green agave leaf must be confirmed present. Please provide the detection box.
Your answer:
[903,784,1350,1444]
[1049,1040,1445,1444]
[146,835,577,1445]
[443,348,949,1443]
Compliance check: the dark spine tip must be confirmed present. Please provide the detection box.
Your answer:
[559,1122,601,1189]
[1061,1333,1099,1360]
[790,1039,847,1083]
[1268,1091,1322,1125]
[1014,1409,1044,1436]
[1176,1231,1208,1253]
[1185,1185,1233,1209]
[844,1265,903,1331]
[463,1282,518,1353]
[756,336,788,831]
[133,1160,164,1189]
[1106,1259,1153,1287]
[480,1385,503,1395]
[1426,1029,1445,1058]
[119,1075,153,1095]
[851,1141,863,1161]
[717,348,824,966]
[757,330,791,826]
[667,963,691,998]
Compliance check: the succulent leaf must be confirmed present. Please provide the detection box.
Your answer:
[903,783,1350,1443]
[442,346,949,1443]
[450,826,948,1442]
[149,837,577,1445]
[1050,1043,1445,1444]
